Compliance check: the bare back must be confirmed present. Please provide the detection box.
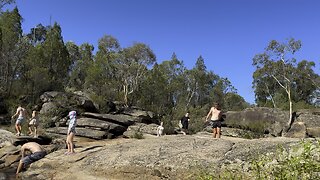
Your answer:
[22,142,44,153]
[17,107,26,118]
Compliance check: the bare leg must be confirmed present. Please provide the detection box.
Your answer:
[15,124,21,136]
[213,128,217,138]
[216,127,221,138]
[34,127,38,137]
[16,160,24,174]
[67,133,75,153]
[66,134,71,153]
[28,126,33,135]
[18,125,22,135]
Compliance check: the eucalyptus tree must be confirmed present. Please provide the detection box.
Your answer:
[157,53,186,108]
[224,92,249,111]
[68,43,94,90]
[293,60,319,104]
[186,56,214,107]
[210,77,236,108]
[26,24,48,45]
[253,38,302,129]
[0,7,23,96]
[253,67,279,107]
[117,43,156,106]
[138,63,170,114]
[0,0,15,10]
[85,35,120,97]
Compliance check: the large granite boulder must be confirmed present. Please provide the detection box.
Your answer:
[123,123,159,137]
[225,107,289,137]
[295,112,320,129]
[283,121,307,138]
[76,117,127,135]
[0,129,16,146]
[203,127,263,139]
[39,91,99,128]
[122,108,159,124]
[46,127,111,139]
[82,112,136,126]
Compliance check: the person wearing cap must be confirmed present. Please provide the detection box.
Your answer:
[65,111,77,155]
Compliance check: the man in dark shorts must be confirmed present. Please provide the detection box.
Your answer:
[180,112,190,135]
[16,142,46,174]
[205,103,222,138]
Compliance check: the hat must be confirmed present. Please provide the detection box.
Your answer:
[68,111,76,118]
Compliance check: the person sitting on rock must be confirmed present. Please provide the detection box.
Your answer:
[66,110,77,155]
[157,122,164,137]
[16,142,46,174]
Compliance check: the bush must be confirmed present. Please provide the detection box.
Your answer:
[130,129,144,139]
[197,140,320,179]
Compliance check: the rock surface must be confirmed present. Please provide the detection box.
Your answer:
[20,133,302,180]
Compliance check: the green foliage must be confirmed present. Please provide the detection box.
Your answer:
[161,115,176,135]
[130,129,144,139]
[224,92,249,111]
[0,0,15,10]
[253,38,319,110]
[197,140,320,180]
[0,6,263,122]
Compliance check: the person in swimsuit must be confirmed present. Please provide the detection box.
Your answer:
[66,110,77,155]
[205,103,222,138]
[11,105,28,136]
[180,112,190,135]
[28,111,39,138]
[16,142,46,174]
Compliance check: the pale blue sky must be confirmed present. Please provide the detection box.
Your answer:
[7,0,320,103]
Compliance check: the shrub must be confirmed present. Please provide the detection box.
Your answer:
[130,129,144,139]
[197,140,320,179]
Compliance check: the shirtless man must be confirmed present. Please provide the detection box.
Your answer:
[205,103,222,138]
[11,105,28,136]
[16,142,46,174]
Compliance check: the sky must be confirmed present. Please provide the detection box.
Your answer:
[5,0,320,104]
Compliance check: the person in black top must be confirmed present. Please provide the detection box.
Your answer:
[180,112,190,135]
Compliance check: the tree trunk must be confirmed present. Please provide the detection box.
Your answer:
[286,87,293,132]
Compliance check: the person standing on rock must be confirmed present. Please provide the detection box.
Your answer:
[206,103,222,138]
[66,110,77,155]
[16,142,46,174]
[11,105,29,136]
[157,121,164,137]
[180,112,190,135]
[28,110,39,138]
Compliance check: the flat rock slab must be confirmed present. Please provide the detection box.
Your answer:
[46,127,111,139]
[21,134,302,180]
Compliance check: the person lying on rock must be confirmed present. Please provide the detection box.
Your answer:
[16,142,46,174]
[65,110,77,155]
